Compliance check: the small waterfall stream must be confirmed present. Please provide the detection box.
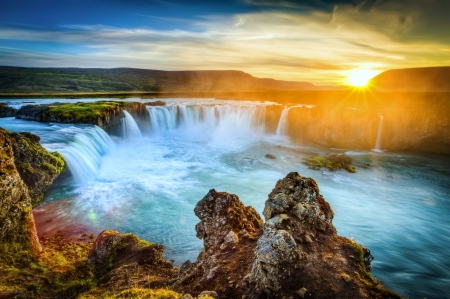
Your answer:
[58,126,113,184]
[123,110,142,138]
[276,107,290,136]
[374,114,384,152]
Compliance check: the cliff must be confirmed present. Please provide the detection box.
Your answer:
[369,66,450,91]
[15,101,149,133]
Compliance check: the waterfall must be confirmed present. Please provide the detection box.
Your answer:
[276,107,290,136]
[123,110,142,138]
[146,105,266,136]
[374,114,384,152]
[59,126,113,184]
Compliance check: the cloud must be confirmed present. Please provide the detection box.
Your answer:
[0,1,449,85]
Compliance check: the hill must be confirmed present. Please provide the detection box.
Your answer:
[369,66,450,91]
[0,66,322,93]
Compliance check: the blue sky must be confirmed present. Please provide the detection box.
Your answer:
[1,0,449,85]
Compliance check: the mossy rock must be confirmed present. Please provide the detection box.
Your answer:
[302,153,356,173]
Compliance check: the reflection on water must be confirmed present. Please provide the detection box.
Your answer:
[1,98,449,299]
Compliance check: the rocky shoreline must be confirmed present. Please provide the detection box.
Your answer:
[0,128,400,298]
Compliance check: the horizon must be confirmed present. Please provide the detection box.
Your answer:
[1,0,450,86]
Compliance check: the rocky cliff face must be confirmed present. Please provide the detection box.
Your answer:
[272,105,450,155]
[0,129,41,253]
[6,132,65,207]
[174,173,400,298]
[15,101,149,133]
[88,230,177,290]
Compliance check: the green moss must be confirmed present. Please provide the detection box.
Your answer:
[79,288,185,299]
[19,162,34,173]
[48,101,122,122]
[302,153,356,173]
[302,155,333,170]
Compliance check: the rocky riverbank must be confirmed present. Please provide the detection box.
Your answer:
[14,101,149,133]
[0,129,400,298]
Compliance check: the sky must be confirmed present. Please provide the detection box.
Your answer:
[0,0,449,85]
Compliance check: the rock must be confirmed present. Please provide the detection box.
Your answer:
[143,100,166,106]
[224,231,239,244]
[180,260,193,275]
[88,230,177,289]
[173,189,262,298]
[296,287,307,298]
[198,290,219,298]
[15,101,149,133]
[0,103,17,117]
[302,153,356,173]
[5,131,65,207]
[265,153,276,159]
[182,294,195,299]
[0,129,42,254]
[247,172,400,298]
[194,189,262,251]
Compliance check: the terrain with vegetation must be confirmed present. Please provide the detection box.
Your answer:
[0,127,398,298]
[0,66,321,94]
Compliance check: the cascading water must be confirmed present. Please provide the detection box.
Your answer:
[276,107,290,136]
[59,126,113,184]
[123,110,142,138]
[374,114,384,152]
[146,105,266,138]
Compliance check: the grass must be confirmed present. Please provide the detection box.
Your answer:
[78,288,187,299]
[48,101,122,122]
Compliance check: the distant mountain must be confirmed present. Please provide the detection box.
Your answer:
[0,66,323,93]
[369,66,450,91]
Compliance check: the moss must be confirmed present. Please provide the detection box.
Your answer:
[42,162,57,173]
[302,155,333,170]
[302,154,356,173]
[48,101,121,122]
[78,288,186,299]
[19,162,34,173]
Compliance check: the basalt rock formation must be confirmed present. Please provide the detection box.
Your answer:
[88,230,178,290]
[175,173,400,299]
[0,103,17,117]
[15,101,149,133]
[6,131,65,207]
[0,129,42,254]
[173,189,263,297]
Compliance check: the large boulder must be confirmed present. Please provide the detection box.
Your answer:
[174,189,263,297]
[6,131,65,207]
[88,230,177,289]
[248,172,399,298]
[0,103,17,117]
[0,129,41,254]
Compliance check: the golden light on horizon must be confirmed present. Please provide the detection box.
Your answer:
[347,70,379,87]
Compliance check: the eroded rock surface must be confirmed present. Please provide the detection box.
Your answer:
[174,189,263,297]
[6,131,65,207]
[0,129,41,253]
[88,230,177,289]
[176,173,400,299]
[0,103,17,117]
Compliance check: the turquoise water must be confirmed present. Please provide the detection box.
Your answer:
[1,98,449,299]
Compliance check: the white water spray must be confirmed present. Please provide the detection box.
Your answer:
[59,126,113,184]
[276,107,290,136]
[374,114,384,152]
[123,110,142,138]
[146,105,266,138]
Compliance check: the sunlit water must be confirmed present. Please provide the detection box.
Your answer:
[1,98,449,299]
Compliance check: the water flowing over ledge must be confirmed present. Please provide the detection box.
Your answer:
[59,126,113,184]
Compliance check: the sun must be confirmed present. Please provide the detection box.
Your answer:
[347,70,379,87]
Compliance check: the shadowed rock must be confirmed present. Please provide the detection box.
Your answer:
[88,230,177,289]
[0,103,17,117]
